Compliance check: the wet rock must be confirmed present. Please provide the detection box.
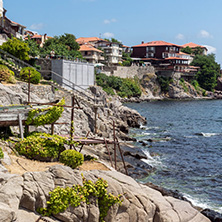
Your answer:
[201,208,222,222]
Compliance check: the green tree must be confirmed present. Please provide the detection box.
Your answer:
[0,37,30,61]
[193,46,204,56]
[181,46,193,54]
[25,36,40,58]
[40,33,82,59]
[104,38,122,46]
[122,52,132,66]
[191,54,220,91]
[58,33,80,51]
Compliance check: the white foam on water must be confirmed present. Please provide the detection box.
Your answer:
[202,132,219,137]
[183,194,222,214]
[141,149,163,168]
[195,132,219,137]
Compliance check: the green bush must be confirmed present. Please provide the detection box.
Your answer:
[96,73,141,98]
[0,147,4,159]
[20,67,41,84]
[26,98,65,126]
[0,65,16,83]
[39,176,122,221]
[59,150,84,169]
[14,133,66,161]
[157,76,173,92]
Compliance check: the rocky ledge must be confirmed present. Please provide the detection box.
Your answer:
[0,165,210,222]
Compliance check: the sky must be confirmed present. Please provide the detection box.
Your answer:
[4,0,222,65]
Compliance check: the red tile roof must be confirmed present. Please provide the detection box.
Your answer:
[132,40,181,48]
[6,17,26,28]
[79,44,103,53]
[31,35,42,39]
[165,57,188,60]
[76,37,103,44]
[182,42,207,49]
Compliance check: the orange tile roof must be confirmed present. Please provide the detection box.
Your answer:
[6,17,26,28]
[76,37,103,44]
[132,40,181,48]
[182,42,206,49]
[179,52,191,55]
[122,45,130,48]
[31,34,42,39]
[165,57,188,60]
[79,44,103,53]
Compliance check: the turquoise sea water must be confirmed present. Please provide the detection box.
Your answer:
[126,100,222,213]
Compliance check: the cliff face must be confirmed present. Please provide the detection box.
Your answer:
[0,82,146,140]
[0,165,210,222]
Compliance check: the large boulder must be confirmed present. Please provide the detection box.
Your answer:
[16,165,210,222]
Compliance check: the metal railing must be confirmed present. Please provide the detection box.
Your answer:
[41,70,102,105]
[0,49,101,106]
[0,49,32,72]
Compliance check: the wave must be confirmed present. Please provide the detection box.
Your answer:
[183,194,222,214]
[194,132,220,137]
[141,149,163,168]
[140,125,160,130]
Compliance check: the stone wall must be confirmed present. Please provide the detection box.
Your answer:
[35,58,52,79]
[103,65,155,79]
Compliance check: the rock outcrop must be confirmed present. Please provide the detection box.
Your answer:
[0,82,146,140]
[0,165,210,222]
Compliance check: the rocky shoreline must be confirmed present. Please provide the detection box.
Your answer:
[0,82,221,221]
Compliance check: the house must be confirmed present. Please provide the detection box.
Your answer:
[76,37,103,46]
[122,45,131,54]
[96,41,122,65]
[25,34,52,47]
[77,37,123,65]
[0,0,26,40]
[131,40,196,77]
[182,42,208,55]
[79,43,104,64]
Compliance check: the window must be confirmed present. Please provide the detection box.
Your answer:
[166,47,168,51]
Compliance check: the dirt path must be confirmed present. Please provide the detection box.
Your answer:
[4,154,110,175]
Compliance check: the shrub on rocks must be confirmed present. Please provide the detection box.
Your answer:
[0,147,4,159]
[0,65,16,84]
[19,67,41,84]
[14,132,66,161]
[59,150,84,169]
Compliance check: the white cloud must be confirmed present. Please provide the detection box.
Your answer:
[103,32,114,38]
[176,33,185,40]
[203,45,217,54]
[104,20,110,24]
[199,30,213,38]
[103,18,117,24]
[30,23,44,30]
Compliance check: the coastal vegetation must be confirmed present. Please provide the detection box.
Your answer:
[25,33,82,59]
[0,147,4,159]
[25,98,65,126]
[39,176,122,222]
[157,76,173,93]
[19,67,41,84]
[0,37,30,61]
[96,73,142,98]
[0,64,16,83]
[59,150,84,169]
[191,54,220,91]
[14,132,67,161]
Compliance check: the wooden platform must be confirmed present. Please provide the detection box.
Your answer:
[60,135,115,145]
[0,105,50,127]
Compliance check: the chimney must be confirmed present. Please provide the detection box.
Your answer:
[141,41,144,44]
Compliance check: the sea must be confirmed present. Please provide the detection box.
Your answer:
[125,99,222,213]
